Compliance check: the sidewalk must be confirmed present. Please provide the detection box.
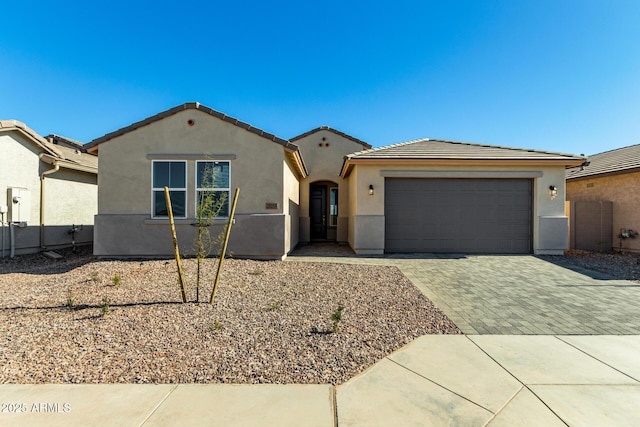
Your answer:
[2,335,639,426]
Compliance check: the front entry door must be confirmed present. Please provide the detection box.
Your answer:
[310,185,327,240]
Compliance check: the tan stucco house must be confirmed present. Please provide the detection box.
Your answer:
[567,144,640,253]
[85,102,585,259]
[0,120,97,256]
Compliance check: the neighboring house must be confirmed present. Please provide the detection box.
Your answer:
[566,144,640,253]
[85,102,585,259]
[0,120,98,256]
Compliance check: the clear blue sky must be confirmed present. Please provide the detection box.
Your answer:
[1,0,639,156]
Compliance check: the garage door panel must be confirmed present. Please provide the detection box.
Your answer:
[385,178,532,254]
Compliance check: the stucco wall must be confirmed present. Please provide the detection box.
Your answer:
[0,132,42,225]
[44,169,97,225]
[95,109,291,258]
[345,164,569,254]
[567,172,640,253]
[98,109,285,216]
[283,158,300,253]
[295,130,366,243]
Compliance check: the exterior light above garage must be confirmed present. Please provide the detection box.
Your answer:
[368,185,374,196]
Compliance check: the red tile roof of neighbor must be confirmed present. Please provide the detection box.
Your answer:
[566,143,640,180]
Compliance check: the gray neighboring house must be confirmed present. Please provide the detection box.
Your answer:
[566,144,640,253]
[85,102,585,259]
[0,120,97,256]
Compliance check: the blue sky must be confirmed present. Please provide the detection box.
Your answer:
[1,0,639,156]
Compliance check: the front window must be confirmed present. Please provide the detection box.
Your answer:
[152,161,186,218]
[329,187,338,226]
[196,161,230,218]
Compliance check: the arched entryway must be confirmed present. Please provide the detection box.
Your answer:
[309,180,339,241]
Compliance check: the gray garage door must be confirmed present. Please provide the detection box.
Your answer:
[385,178,532,253]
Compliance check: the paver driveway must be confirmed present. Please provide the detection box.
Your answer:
[288,249,640,334]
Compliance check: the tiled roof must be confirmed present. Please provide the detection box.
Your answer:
[45,134,98,170]
[290,126,372,149]
[0,120,97,172]
[84,102,299,152]
[46,134,85,149]
[346,138,585,161]
[566,143,640,180]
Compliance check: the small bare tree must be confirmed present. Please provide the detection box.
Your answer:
[193,162,228,302]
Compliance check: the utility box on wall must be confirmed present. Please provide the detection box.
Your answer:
[8,187,31,223]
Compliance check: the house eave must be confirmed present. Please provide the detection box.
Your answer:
[567,166,640,182]
[40,153,98,174]
[285,147,309,179]
[85,102,294,154]
[340,158,586,178]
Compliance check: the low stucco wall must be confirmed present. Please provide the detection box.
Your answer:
[0,224,93,257]
[567,172,640,253]
[94,213,288,259]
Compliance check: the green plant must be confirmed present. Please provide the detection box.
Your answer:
[112,274,121,286]
[66,288,74,308]
[265,302,280,311]
[209,321,223,331]
[100,296,110,316]
[249,269,264,276]
[330,305,345,333]
[90,272,100,283]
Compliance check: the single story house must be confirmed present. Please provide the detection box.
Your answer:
[566,144,640,253]
[85,102,585,259]
[0,120,98,256]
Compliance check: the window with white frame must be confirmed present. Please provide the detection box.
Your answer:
[152,160,186,218]
[196,160,230,218]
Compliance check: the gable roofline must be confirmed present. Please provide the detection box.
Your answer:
[0,119,63,158]
[340,138,586,177]
[566,143,640,181]
[290,126,372,149]
[84,102,300,153]
[0,120,97,174]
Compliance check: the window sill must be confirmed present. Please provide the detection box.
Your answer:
[145,218,230,225]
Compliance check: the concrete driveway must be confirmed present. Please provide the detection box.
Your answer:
[288,250,640,335]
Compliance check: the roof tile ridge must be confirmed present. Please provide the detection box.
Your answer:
[587,143,640,157]
[349,138,429,157]
[427,138,584,158]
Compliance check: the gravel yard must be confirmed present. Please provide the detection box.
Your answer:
[540,250,640,282]
[0,247,460,385]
